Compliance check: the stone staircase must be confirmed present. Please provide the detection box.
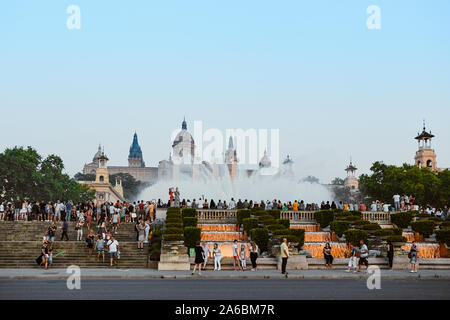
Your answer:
[0,221,149,268]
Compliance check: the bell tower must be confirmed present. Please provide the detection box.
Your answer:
[95,152,110,184]
[414,121,437,171]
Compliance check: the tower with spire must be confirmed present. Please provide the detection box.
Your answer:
[344,159,359,190]
[414,120,437,171]
[224,136,239,180]
[128,132,146,168]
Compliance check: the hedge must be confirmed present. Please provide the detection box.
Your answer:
[166,212,182,219]
[237,209,251,225]
[386,235,407,243]
[163,234,184,241]
[362,223,382,231]
[243,218,259,234]
[166,207,181,214]
[181,208,197,218]
[288,229,305,248]
[314,210,335,228]
[351,220,371,226]
[258,215,276,226]
[435,229,450,246]
[411,220,435,238]
[149,226,162,261]
[279,219,290,229]
[441,221,450,229]
[272,229,290,236]
[164,227,184,235]
[183,217,198,228]
[372,229,395,237]
[251,207,265,215]
[266,209,281,220]
[391,212,413,229]
[184,227,202,249]
[250,228,269,252]
[392,228,403,236]
[344,229,368,246]
[267,224,284,231]
[330,221,350,237]
[166,218,183,225]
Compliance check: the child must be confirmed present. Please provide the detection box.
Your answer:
[239,245,247,270]
[48,247,53,268]
[346,244,358,272]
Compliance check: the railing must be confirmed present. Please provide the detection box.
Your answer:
[280,211,316,223]
[197,209,237,222]
[362,212,391,223]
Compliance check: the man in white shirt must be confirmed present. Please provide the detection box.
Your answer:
[370,202,377,212]
[229,198,236,210]
[107,236,120,267]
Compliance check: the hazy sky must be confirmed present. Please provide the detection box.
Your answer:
[1,0,449,183]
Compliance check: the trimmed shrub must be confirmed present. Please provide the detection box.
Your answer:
[386,235,407,243]
[441,221,450,229]
[166,212,182,219]
[391,212,413,229]
[392,228,403,236]
[276,234,301,244]
[330,221,350,237]
[411,220,435,238]
[237,209,251,225]
[272,229,290,236]
[267,224,284,231]
[414,212,431,219]
[435,229,450,246]
[184,227,202,249]
[163,234,184,241]
[344,229,368,246]
[351,220,371,226]
[183,217,198,228]
[372,229,394,237]
[314,210,335,228]
[250,228,269,252]
[288,229,305,248]
[149,226,163,261]
[166,222,183,229]
[243,218,259,234]
[181,208,197,218]
[164,227,184,235]
[166,218,183,225]
[362,223,382,231]
[166,207,181,214]
[279,219,290,229]
[426,216,444,224]
[266,209,281,220]
[251,207,265,215]
[258,215,276,226]
[342,215,362,222]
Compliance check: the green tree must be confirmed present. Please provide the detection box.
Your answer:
[109,173,149,201]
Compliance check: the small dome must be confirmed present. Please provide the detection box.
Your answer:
[92,145,103,162]
[259,151,272,168]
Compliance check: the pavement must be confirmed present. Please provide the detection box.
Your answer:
[1,268,450,280]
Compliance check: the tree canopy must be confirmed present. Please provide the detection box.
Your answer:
[359,161,449,207]
[0,147,95,202]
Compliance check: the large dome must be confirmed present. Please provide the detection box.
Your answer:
[172,119,195,161]
[259,151,272,168]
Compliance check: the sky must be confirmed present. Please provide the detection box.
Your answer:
[1,0,449,183]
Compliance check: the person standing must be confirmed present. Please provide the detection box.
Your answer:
[357,240,369,272]
[323,242,333,269]
[213,243,222,271]
[250,241,259,271]
[107,236,120,267]
[393,194,401,212]
[47,222,57,249]
[86,230,95,256]
[137,220,146,251]
[387,240,394,269]
[96,235,105,263]
[192,242,204,276]
[232,240,243,271]
[239,244,247,270]
[281,238,289,275]
[202,242,211,270]
[61,219,69,241]
[409,242,419,273]
[346,243,358,272]
[75,218,84,241]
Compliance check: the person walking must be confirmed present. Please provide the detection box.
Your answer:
[137,220,146,251]
[387,240,394,269]
[250,241,259,271]
[75,217,84,241]
[357,240,369,272]
[323,242,333,269]
[96,235,105,263]
[213,243,222,271]
[192,242,204,276]
[346,243,358,272]
[86,230,95,256]
[281,238,289,275]
[232,240,243,271]
[409,242,419,273]
[61,219,69,241]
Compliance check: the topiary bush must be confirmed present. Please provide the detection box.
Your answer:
[288,229,305,248]
[344,229,368,246]
[411,220,435,238]
[237,209,251,225]
[314,210,335,228]
[372,229,394,237]
[441,221,450,229]
[250,228,269,252]
[266,209,281,220]
[183,217,198,228]
[266,224,284,231]
[149,226,162,261]
[166,207,181,215]
[351,220,371,226]
[251,207,266,216]
[181,208,197,218]
[163,234,184,242]
[243,218,259,234]
[391,212,413,229]
[279,219,290,229]
[392,228,403,236]
[330,221,350,237]
[362,223,382,231]
[164,227,184,235]
[435,229,450,246]
[386,235,407,243]
[183,227,202,249]
[258,215,276,226]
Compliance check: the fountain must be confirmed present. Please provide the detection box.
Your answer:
[303,242,349,258]
[401,243,441,258]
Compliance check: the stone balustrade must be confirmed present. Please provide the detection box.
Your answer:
[280,211,316,222]
[362,211,392,223]
[197,209,237,222]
